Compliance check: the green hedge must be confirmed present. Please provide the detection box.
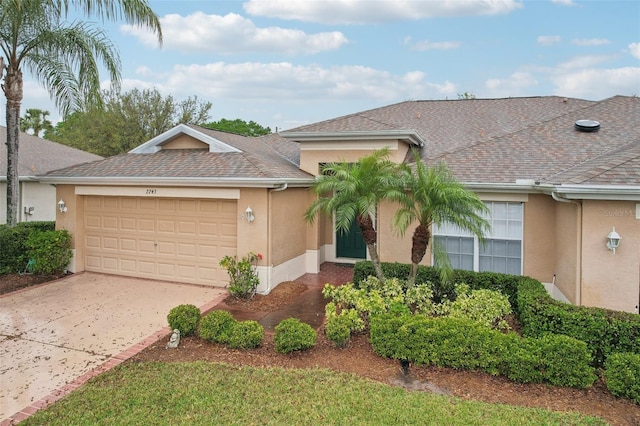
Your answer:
[516,277,640,368]
[0,222,57,274]
[604,352,640,404]
[370,314,596,389]
[353,261,519,305]
[355,261,640,369]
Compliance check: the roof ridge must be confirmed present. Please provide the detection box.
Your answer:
[546,139,640,184]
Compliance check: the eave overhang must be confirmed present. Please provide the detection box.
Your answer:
[281,130,425,147]
[465,181,640,201]
[34,176,315,188]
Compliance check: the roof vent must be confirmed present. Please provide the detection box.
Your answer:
[574,119,600,132]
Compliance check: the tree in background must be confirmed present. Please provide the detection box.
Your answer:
[1,0,161,227]
[46,88,212,157]
[202,118,271,136]
[20,108,53,137]
[457,92,477,100]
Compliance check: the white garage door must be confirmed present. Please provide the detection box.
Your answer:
[84,196,237,286]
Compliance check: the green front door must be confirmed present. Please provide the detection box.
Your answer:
[337,220,366,259]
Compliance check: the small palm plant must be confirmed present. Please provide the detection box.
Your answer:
[393,150,490,287]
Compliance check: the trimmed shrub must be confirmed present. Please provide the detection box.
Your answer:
[228,321,264,349]
[0,221,55,274]
[325,314,353,348]
[605,352,640,404]
[24,229,72,275]
[370,313,596,389]
[516,277,640,367]
[356,261,640,369]
[167,304,201,336]
[199,310,237,344]
[274,318,316,353]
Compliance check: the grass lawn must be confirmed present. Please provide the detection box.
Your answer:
[22,362,605,425]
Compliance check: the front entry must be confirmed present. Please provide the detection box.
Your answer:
[336,219,366,259]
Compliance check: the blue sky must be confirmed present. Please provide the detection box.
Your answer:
[14,0,640,132]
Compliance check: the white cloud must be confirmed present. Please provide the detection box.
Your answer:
[135,61,456,104]
[551,67,640,99]
[483,72,538,97]
[572,38,610,47]
[629,43,640,59]
[404,37,461,51]
[551,0,576,6]
[537,35,561,46]
[244,0,523,25]
[121,12,348,55]
[558,55,615,70]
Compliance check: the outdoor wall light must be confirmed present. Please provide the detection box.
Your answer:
[58,199,67,213]
[244,206,255,223]
[606,226,621,254]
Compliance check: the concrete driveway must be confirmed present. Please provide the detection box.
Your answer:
[0,273,225,423]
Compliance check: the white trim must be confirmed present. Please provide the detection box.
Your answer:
[306,250,321,274]
[257,254,308,295]
[544,184,640,201]
[129,124,242,154]
[75,186,240,199]
[542,281,571,304]
[282,130,425,147]
[300,140,401,151]
[477,192,529,202]
[39,177,315,187]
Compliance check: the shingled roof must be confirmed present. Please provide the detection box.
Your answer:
[282,95,639,188]
[40,124,313,184]
[434,96,640,185]
[287,96,595,158]
[0,127,102,179]
[38,96,640,190]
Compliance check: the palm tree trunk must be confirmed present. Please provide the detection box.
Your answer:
[357,214,385,283]
[408,223,430,287]
[3,61,23,228]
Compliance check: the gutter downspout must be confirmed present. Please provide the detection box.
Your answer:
[551,191,583,306]
[265,183,289,293]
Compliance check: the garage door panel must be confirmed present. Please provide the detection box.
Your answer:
[103,236,119,250]
[120,258,137,272]
[84,196,236,286]
[103,197,119,209]
[157,220,175,233]
[138,240,156,253]
[102,257,119,271]
[120,238,136,252]
[178,220,196,234]
[157,241,176,255]
[139,219,155,232]
[120,217,136,230]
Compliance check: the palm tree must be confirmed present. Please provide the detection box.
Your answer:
[393,150,490,287]
[20,108,53,136]
[1,0,162,227]
[304,148,404,282]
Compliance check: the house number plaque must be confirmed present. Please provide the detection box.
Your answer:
[145,189,157,195]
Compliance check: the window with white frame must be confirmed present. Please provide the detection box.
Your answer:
[433,202,523,275]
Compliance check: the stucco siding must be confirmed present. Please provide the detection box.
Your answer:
[522,194,556,282]
[270,188,308,265]
[553,201,581,305]
[581,200,639,313]
[237,188,269,264]
[378,200,417,265]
